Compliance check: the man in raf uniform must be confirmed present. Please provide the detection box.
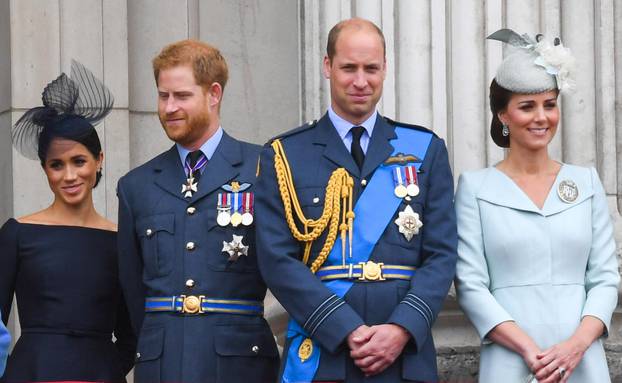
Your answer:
[117,40,279,383]
[255,18,457,382]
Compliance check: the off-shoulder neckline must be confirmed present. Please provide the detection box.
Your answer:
[8,218,117,234]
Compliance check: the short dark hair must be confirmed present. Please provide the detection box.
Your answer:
[326,18,386,61]
[38,115,103,187]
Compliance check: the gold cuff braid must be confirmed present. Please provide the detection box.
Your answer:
[271,139,355,273]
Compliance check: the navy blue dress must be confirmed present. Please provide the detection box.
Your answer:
[0,219,135,382]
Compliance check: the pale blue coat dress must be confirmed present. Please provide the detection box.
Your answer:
[455,164,619,382]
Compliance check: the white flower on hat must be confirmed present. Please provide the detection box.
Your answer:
[533,39,576,92]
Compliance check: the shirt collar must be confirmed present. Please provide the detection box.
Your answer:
[328,105,377,140]
[176,126,223,166]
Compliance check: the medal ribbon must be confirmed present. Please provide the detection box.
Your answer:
[405,165,418,186]
[393,167,406,189]
[232,192,241,214]
[184,152,208,178]
[283,127,434,383]
[243,192,254,214]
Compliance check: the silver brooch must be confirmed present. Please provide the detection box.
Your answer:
[557,179,578,203]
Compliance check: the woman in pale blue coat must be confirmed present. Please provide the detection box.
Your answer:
[455,29,619,383]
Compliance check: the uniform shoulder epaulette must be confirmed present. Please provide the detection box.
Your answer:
[266,119,319,146]
[383,116,438,138]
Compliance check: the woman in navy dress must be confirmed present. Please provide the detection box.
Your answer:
[0,61,136,382]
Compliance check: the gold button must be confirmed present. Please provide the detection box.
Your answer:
[251,345,260,354]
[312,197,320,204]
[361,179,367,186]
[186,242,195,251]
[187,206,196,215]
[145,228,153,237]
[185,279,195,288]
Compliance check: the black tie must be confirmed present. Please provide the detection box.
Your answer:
[187,150,205,182]
[350,126,365,170]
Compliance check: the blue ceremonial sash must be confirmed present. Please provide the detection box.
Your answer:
[0,313,9,375]
[282,127,433,383]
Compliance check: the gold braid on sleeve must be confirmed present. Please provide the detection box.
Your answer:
[271,139,355,273]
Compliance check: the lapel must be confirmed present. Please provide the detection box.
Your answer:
[189,131,242,203]
[153,146,188,202]
[314,113,360,176]
[477,165,594,216]
[360,115,396,180]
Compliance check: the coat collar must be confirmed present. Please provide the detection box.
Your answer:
[312,113,396,179]
[153,131,242,203]
[476,164,594,216]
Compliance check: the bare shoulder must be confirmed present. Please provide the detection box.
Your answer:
[98,216,118,232]
[17,209,50,224]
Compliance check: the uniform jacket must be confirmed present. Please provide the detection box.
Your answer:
[455,165,619,382]
[117,132,279,383]
[255,114,457,382]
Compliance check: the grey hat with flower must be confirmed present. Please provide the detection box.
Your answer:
[487,28,576,147]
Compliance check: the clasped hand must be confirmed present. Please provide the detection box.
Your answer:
[524,338,587,383]
[347,324,410,376]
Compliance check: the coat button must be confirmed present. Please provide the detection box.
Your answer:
[312,197,320,204]
[251,345,259,354]
[145,228,153,237]
[185,279,195,288]
[187,206,196,215]
[361,179,367,186]
[136,352,141,360]
[186,242,196,251]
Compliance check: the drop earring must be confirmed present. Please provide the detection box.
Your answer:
[502,123,509,137]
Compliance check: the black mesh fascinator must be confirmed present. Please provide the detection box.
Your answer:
[12,60,113,160]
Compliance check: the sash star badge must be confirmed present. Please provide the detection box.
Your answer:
[222,235,249,262]
[394,205,423,241]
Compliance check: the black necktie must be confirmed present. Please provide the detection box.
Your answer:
[186,150,205,182]
[350,126,365,170]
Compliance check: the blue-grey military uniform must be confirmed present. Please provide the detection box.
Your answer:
[117,131,279,383]
[255,114,457,382]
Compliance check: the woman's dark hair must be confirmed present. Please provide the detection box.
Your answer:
[489,79,513,148]
[38,115,103,187]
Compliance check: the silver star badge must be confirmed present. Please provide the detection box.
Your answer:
[181,176,198,198]
[394,205,423,241]
[222,234,249,261]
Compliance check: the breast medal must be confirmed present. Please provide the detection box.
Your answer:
[222,234,249,262]
[241,192,254,226]
[217,193,232,226]
[404,165,420,197]
[230,192,243,227]
[557,179,579,203]
[394,205,423,241]
[393,167,408,198]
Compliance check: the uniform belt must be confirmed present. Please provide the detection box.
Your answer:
[145,295,264,316]
[316,261,416,282]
